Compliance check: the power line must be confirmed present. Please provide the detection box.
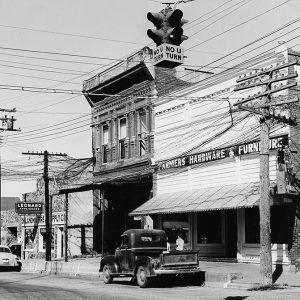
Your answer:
[188,0,251,36]
[0,24,144,46]
[186,0,292,51]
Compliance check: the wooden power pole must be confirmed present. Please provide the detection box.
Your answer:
[234,58,299,285]
[259,115,272,285]
[23,151,67,261]
[0,108,20,243]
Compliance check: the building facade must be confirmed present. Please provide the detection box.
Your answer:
[21,160,93,259]
[131,47,300,267]
[1,197,22,247]
[83,47,196,253]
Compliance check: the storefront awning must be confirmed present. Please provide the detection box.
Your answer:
[129,182,260,216]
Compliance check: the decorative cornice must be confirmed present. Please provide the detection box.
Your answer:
[92,81,153,115]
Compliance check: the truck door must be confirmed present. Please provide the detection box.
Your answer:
[117,235,132,272]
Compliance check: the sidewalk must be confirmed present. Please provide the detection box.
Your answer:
[21,257,300,289]
[199,261,300,289]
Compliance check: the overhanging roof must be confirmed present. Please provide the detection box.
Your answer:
[129,182,260,216]
[55,183,104,195]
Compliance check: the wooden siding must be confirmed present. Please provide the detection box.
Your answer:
[157,153,278,194]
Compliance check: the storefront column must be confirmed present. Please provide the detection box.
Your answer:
[236,208,244,261]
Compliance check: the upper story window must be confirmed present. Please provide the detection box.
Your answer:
[138,111,147,156]
[102,124,109,163]
[119,118,126,159]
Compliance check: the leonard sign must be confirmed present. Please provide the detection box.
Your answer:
[15,202,43,214]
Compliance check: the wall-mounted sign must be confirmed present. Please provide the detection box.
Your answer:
[23,212,65,226]
[158,135,286,171]
[152,44,184,68]
[15,202,43,214]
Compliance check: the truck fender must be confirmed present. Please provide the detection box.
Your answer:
[100,255,120,273]
[134,256,155,277]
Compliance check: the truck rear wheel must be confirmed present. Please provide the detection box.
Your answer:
[136,265,150,288]
[103,264,113,284]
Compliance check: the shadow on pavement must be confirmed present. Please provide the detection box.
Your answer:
[224,297,249,300]
[272,263,283,283]
[111,272,205,288]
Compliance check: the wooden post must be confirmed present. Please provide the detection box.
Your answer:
[101,192,105,256]
[64,193,68,262]
[259,118,272,285]
[44,150,51,262]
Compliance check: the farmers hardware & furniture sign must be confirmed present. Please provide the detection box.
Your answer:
[15,202,43,214]
[158,135,286,171]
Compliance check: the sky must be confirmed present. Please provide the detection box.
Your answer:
[0,0,299,198]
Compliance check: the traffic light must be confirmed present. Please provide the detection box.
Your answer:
[147,11,165,46]
[165,9,188,46]
[147,7,188,46]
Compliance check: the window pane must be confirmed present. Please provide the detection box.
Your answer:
[102,145,108,163]
[102,125,108,145]
[119,140,125,159]
[271,206,290,244]
[162,214,189,244]
[139,112,147,133]
[119,118,126,139]
[245,207,260,244]
[197,211,222,243]
[139,137,146,156]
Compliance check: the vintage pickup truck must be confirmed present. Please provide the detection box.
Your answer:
[99,229,201,288]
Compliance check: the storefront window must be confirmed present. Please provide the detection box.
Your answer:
[40,228,55,250]
[271,206,290,244]
[162,214,189,245]
[245,207,260,244]
[245,206,291,244]
[197,211,222,244]
[25,228,35,249]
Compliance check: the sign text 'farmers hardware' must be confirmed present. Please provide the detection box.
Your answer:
[158,136,285,171]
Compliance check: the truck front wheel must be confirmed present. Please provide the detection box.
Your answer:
[103,264,113,284]
[136,265,150,288]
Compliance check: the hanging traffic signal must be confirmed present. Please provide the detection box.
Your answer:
[147,8,188,46]
[147,11,165,46]
[147,7,188,68]
[165,9,188,46]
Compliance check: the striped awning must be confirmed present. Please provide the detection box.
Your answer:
[129,182,260,216]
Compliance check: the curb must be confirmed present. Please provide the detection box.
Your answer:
[21,260,100,277]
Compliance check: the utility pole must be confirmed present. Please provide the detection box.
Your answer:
[259,108,272,285]
[233,58,299,286]
[22,151,67,261]
[64,193,68,262]
[0,108,20,243]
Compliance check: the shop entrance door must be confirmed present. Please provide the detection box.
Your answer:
[225,210,237,258]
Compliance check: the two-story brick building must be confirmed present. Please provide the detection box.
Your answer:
[82,47,196,253]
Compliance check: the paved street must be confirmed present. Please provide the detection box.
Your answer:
[0,271,300,300]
